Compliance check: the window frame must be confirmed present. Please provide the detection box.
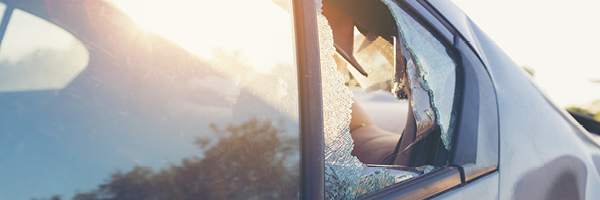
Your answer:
[292,0,326,200]
[329,0,498,198]
[415,0,499,182]
[387,0,460,168]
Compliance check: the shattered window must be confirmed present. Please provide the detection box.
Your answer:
[384,0,458,151]
[319,1,422,199]
[321,0,459,198]
[318,11,412,199]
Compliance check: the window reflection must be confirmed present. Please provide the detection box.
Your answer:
[111,0,294,74]
[0,0,299,199]
[0,9,89,92]
[62,118,299,200]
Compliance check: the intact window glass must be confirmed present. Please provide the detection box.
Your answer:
[0,9,89,92]
[0,1,299,200]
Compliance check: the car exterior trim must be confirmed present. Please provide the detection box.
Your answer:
[358,167,462,200]
[292,0,326,199]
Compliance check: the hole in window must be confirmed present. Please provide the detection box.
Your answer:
[0,9,89,93]
[321,0,459,198]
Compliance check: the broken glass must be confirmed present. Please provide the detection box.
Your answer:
[318,4,416,199]
[398,55,438,153]
[383,0,458,151]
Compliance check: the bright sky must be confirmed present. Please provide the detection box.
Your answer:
[111,0,294,74]
[450,0,600,107]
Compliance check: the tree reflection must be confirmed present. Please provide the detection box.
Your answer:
[33,118,299,200]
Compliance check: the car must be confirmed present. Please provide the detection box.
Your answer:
[1,0,599,199]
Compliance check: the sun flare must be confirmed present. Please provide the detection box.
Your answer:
[111,0,294,73]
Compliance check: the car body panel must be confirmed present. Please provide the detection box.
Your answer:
[452,37,498,182]
[403,0,500,186]
[435,171,499,199]
[428,0,600,199]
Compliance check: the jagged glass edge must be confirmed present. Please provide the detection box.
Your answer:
[382,0,457,151]
[316,4,414,199]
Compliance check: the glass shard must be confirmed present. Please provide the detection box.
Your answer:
[383,0,457,151]
[318,4,416,199]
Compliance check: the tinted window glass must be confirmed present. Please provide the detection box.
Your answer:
[0,1,299,199]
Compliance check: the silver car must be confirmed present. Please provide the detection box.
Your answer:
[1,0,598,199]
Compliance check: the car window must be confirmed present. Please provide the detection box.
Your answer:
[387,0,458,151]
[0,1,299,200]
[385,0,459,167]
[0,9,89,92]
[320,0,459,198]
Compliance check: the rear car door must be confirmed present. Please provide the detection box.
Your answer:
[314,0,500,199]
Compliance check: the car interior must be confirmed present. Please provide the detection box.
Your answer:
[322,0,452,167]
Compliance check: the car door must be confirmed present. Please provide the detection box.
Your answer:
[309,0,500,199]
[0,0,500,199]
